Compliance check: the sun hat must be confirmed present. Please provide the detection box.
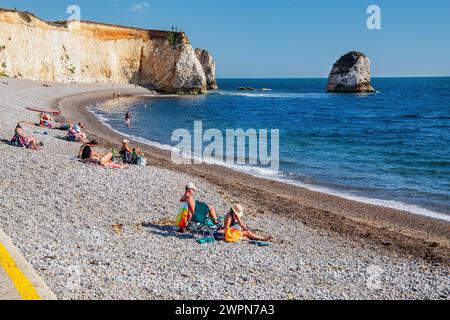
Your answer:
[186,182,198,191]
[123,139,130,144]
[231,204,244,217]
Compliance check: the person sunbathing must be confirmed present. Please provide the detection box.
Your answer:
[36,113,56,129]
[223,204,273,242]
[13,124,41,150]
[78,140,113,166]
[39,113,53,123]
[68,122,88,143]
[180,183,219,225]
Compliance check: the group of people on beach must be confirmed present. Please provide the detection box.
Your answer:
[9,109,271,244]
[179,183,273,243]
[12,113,90,149]
[10,111,139,165]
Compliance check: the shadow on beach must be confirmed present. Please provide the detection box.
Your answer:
[141,222,196,241]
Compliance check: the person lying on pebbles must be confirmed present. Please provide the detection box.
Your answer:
[13,123,42,150]
[223,204,273,243]
[181,183,220,225]
[78,140,114,166]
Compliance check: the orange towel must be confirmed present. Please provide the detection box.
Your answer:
[225,228,243,243]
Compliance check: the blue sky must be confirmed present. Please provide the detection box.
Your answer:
[1,0,449,78]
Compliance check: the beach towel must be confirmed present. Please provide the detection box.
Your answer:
[69,157,127,170]
[249,240,270,247]
[175,202,191,233]
[26,107,60,115]
[197,236,215,244]
[224,228,243,243]
[18,136,31,148]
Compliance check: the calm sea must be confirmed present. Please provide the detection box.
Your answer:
[91,78,450,221]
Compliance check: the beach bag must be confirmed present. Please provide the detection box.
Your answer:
[136,156,147,167]
[175,202,191,233]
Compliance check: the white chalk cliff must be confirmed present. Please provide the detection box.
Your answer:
[0,9,218,94]
[327,51,375,93]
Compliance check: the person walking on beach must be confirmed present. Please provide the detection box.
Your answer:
[223,204,273,243]
[180,183,219,225]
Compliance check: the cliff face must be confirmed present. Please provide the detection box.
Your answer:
[327,51,375,93]
[195,48,218,90]
[0,9,215,94]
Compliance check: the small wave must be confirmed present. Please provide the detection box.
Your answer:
[402,114,420,119]
[429,116,450,120]
[88,105,450,223]
[216,91,328,99]
[271,177,450,222]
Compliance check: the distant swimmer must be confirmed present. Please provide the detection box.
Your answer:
[125,111,131,123]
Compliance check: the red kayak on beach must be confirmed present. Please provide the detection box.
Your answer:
[26,107,60,115]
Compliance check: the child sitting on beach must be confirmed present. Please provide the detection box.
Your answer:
[223,204,273,243]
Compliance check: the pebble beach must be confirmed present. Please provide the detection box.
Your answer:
[0,77,449,300]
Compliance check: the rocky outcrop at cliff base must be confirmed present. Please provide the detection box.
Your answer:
[195,48,218,90]
[327,51,375,93]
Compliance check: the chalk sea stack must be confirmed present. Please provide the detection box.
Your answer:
[327,51,375,93]
[195,48,218,90]
[0,9,219,94]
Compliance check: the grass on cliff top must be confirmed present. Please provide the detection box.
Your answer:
[167,32,183,47]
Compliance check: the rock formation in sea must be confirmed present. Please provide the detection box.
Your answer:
[195,48,218,90]
[327,51,375,93]
[0,9,218,94]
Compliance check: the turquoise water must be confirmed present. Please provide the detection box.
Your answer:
[91,78,450,220]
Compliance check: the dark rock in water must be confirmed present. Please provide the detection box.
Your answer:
[327,51,375,93]
[239,87,256,91]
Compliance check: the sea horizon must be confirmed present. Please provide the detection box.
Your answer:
[217,76,450,80]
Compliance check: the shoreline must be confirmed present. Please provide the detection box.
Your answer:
[56,88,450,265]
[89,101,450,222]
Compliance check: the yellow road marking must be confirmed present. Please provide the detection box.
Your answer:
[0,243,41,300]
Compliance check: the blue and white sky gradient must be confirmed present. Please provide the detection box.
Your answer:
[1,0,449,78]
